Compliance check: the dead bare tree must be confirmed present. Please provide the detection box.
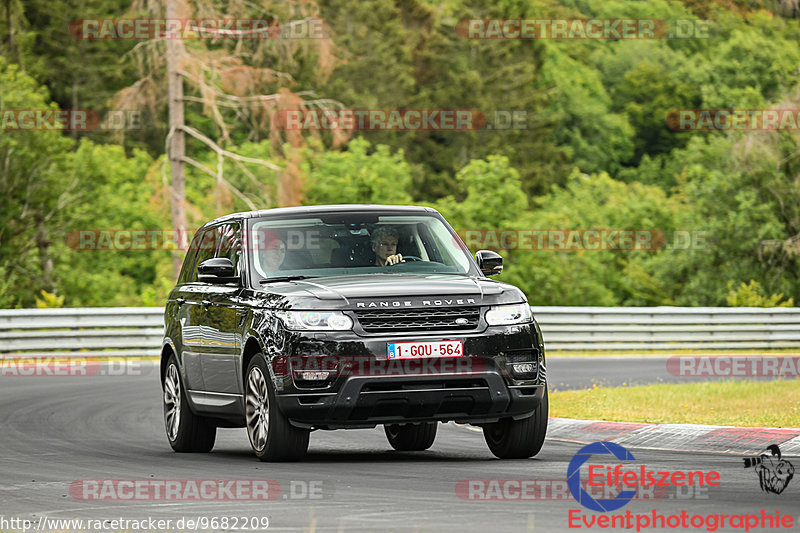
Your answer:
[165,0,187,273]
[114,0,347,276]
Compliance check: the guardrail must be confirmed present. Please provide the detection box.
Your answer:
[531,306,800,351]
[0,307,164,358]
[1,306,799,357]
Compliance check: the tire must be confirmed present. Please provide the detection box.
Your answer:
[483,386,548,459]
[245,353,310,461]
[384,422,438,451]
[163,355,216,452]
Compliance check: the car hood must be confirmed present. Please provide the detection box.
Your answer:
[249,274,526,310]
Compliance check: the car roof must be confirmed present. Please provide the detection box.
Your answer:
[198,204,439,230]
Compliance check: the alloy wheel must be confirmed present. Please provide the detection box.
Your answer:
[246,366,269,452]
[164,364,181,441]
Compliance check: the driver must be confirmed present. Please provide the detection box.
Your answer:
[371,226,405,266]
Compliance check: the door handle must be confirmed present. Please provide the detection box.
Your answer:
[175,298,185,306]
[202,300,212,309]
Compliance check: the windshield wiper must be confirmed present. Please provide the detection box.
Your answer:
[259,275,318,284]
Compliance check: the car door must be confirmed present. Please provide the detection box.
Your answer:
[200,222,245,394]
[176,227,219,391]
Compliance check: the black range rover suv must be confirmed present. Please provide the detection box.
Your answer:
[161,205,548,461]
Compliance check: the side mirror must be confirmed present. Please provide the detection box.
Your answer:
[476,250,503,277]
[198,258,237,283]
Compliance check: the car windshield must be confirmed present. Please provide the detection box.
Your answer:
[248,213,475,281]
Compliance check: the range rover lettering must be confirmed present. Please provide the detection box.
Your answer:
[160,205,548,461]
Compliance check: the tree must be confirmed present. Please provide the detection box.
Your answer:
[55,140,161,307]
[317,0,566,198]
[726,280,794,307]
[636,130,800,306]
[0,59,74,304]
[116,0,341,275]
[431,155,528,231]
[301,138,413,205]
[498,171,681,306]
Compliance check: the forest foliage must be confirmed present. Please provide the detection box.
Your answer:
[2,0,800,307]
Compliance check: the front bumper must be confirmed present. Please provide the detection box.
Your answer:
[277,375,544,429]
[268,323,546,429]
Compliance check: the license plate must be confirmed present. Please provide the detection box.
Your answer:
[387,340,463,360]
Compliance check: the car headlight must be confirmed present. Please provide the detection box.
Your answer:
[276,311,354,331]
[485,303,532,326]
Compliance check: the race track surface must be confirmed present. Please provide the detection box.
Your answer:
[0,360,796,532]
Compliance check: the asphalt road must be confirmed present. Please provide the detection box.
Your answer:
[0,360,797,532]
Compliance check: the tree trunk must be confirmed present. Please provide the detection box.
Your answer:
[72,82,79,141]
[166,0,187,278]
[34,217,54,293]
[5,0,15,59]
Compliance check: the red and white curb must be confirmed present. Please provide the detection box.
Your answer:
[546,417,800,456]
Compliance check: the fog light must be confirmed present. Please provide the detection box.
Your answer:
[510,362,537,376]
[299,371,330,380]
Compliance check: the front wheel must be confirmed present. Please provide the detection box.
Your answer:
[384,422,437,451]
[483,387,548,459]
[163,355,216,452]
[246,353,310,461]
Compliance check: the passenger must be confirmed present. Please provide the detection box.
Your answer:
[259,236,287,272]
[371,226,405,266]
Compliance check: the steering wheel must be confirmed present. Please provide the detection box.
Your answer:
[400,255,422,262]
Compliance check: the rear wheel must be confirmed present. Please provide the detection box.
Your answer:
[246,353,310,461]
[384,422,438,451]
[163,355,216,452]
[483,387,548,459]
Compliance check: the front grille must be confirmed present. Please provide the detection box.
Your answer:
[354,306,481,332]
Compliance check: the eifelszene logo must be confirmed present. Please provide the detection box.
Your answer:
[743,444,795,495]
[568,441,637,512]
[567,441,721,513]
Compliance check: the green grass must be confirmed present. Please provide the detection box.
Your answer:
[550,380,800,427]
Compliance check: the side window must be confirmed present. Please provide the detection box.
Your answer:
[192,228,220,282]
[177,230,202,285]
[216,222,242,276]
